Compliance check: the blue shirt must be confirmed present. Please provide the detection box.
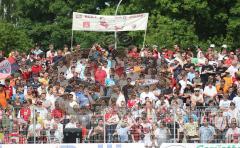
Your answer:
[11,93,25,103]
[75,92,89,107]
[187,72,195,82]
[105,78,116,87]
[199,125,215,143]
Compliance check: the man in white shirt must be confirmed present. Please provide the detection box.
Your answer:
[65,66,76,80]
[232,89,240,110]
[204,82,217,99]
[226,60,239,77]
[65,117,77,128]
[219,96,231,110]
[140,86,157,104]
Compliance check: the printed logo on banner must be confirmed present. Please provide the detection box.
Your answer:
[83,22,90,28]
[76,14,82,18]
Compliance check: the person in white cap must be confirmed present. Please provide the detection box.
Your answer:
[210,44,215,48]
[222,44,227,49]
[218,44,228,61]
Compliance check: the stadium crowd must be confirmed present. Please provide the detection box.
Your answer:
[0,43,240,146]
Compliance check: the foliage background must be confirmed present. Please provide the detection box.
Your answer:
[0,0,240,52]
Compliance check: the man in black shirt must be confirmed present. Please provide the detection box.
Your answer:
[216,60,228,75]
[122,78,134,102]
[183,58,195,71]
[201,59,214,86]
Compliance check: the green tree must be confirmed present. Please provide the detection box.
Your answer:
[0,21,32,52]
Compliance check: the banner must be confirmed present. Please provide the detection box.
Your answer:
[0,60,11,79]
[2,143,145,148]
[72,12,149,32]
[160,143,240,148]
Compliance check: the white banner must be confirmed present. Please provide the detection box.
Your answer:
[160,143,240,148]
[2,143,145,148]
[72,12,149,32]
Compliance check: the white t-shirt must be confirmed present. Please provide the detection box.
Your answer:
[227,65,239,77]
[204,86,217,98]
[46,93,56,110]
[140,92,157,104]
[116,92,126,107]
[28,123,42,137]
[102,66,110,78]
[65,122,77,128]
[155,99,170,108]
[179,80,192,94]
[57,65,68,75]
[219,100,231,109]
[35,107,48,120]
[233,96,240,110]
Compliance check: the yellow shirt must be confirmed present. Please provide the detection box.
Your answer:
[38,78,49,85]
[184,122,198,136]
[133,66,141,73]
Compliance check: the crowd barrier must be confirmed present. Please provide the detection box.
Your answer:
[0,106,239,144]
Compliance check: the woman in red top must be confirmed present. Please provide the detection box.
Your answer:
[31,61,42,75]
[128,46,139,58]
[94,65,107,86]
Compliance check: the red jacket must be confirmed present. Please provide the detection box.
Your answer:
[22,71,31,80]
[31,65,42,74]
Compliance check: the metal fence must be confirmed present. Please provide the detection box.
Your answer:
[0,105,239,144]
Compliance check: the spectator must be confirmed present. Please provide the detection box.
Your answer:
[199,119,215,143]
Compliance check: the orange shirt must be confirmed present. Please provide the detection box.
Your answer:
[224,77,233,88]
[0,91,10,108]
[216,84,228,94]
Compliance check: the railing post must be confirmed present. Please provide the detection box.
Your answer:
[173,108,176,143]
[103,113,106,143]
[33,106,36,144]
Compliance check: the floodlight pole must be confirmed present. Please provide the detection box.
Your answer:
[114,0,123,50]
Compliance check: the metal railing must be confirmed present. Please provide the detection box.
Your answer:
[0,105,239,144]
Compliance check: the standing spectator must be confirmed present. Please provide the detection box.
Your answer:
[199,119,215,143]
[232,89,240,110]
[130,117,144,143]
[183,117,198,143]
[225,122,240,143]
[214,111,227,143]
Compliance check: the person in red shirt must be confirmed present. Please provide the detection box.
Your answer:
[94,65,107,86]
[127,93,139,109]
[19,101,31,122]
[31,60,42,75]
[51,102,64,119]
[21,67,31,80]
[128,46,139,58]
